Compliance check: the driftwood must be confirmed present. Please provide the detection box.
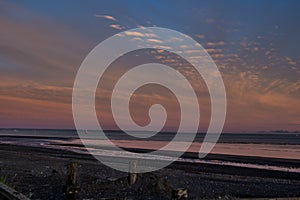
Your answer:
[64,162,80,200]
[172,188,188,199]
[0,182,30,200]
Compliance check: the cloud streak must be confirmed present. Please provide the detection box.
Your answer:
[94,14,117,21]
[109,24,123,30]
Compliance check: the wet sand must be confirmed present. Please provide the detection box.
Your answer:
[0,144,300,199]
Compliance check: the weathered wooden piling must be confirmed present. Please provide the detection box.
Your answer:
[128,160,137,185]
[65,162,80,200]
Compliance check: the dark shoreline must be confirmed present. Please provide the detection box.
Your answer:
[0,143,300,199]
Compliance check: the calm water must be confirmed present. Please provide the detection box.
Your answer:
[0,129,300,173]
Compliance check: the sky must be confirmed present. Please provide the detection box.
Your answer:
[0,0,299,132]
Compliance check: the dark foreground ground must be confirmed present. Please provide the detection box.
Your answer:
[0,144,299,200]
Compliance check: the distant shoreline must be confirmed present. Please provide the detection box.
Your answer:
[1,127,300,134]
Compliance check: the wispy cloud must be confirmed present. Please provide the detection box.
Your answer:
[109,24,123,30]
[147,38,163,44]
[286,57,297,66]
[195,34,205,39]
[94,14,117,21]
[206,41,226,47]
[0,81,72,104]
[124,31,145,37]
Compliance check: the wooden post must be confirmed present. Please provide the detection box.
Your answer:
[128,160,137,185]
[65,162,80,200]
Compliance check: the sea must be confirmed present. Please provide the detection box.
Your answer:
[0,129,299,173]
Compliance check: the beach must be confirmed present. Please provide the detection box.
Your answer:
[0,143,300,199]
[1,1,300,199]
